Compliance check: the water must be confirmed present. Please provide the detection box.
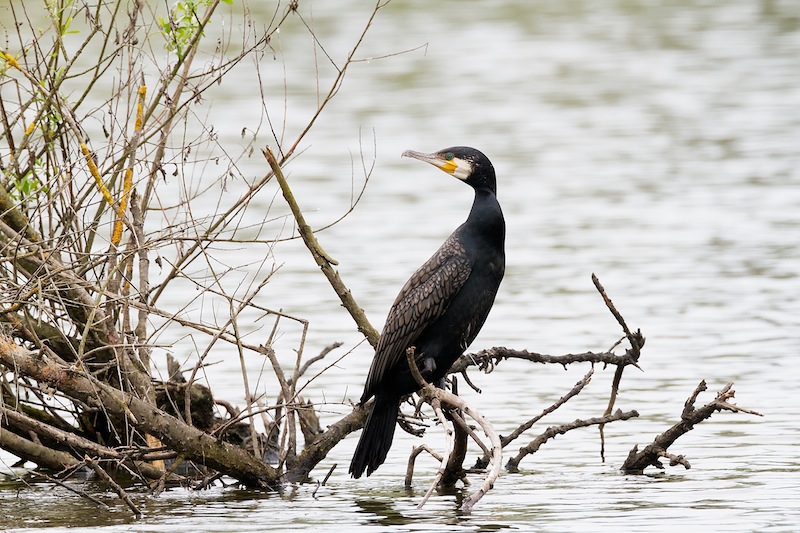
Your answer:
[2,0,799,530]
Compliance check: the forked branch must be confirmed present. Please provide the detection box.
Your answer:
[621,380,762,474]
[404,347,502,514]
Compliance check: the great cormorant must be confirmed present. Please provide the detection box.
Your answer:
[349,146,505,478]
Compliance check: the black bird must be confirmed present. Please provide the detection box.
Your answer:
[349,146,505,478]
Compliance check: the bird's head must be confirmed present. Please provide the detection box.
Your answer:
[402,146,497,194]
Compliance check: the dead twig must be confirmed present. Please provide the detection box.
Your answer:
[85,456,142,518]
[311,464,337,498]
[591,274,645,462]
[472,368,595,471]
[503,368,594,449]
[404,445,444,487]
[620,380,762,474]
[403,347,501,513]
[450,348,638,375]
[416,397,453,509]
[263,146,380,346]
[506,409,640,472]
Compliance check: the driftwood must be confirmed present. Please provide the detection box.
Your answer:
[0,336,280,489]
[621,380,763,473]
[389,272,759,512]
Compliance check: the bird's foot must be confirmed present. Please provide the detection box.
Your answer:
[420,355,437,378]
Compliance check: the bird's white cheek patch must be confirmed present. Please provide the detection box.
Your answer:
[452,158,473,181]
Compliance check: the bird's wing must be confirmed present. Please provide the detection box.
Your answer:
[363,237,472,399]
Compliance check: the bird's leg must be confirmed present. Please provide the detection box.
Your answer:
[421,355,437,376]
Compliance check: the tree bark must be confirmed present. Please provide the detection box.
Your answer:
[0,335,280,489]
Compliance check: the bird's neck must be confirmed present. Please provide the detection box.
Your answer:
[465,187,505,244]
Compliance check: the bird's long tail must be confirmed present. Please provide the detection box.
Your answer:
[349,396,400,478]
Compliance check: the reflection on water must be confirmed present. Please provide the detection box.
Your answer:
[2,0,800,531]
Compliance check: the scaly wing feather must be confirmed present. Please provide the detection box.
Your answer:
[362,235,471,400]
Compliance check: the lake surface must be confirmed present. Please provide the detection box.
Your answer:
[2,0,799,531]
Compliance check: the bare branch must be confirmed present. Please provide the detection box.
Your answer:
[451,347,638,374]
[0,336,280,488]
[506,409,640,472]
[621,381,762,474]
[404,445,444,487]
[592,273,645,461]
[404,347,501,513]
[264,146,380,345]
[511,368,594,446]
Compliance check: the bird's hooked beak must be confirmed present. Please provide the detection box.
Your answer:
[402,149,472,181]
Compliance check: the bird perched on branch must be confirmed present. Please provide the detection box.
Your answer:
[349,146,505,478]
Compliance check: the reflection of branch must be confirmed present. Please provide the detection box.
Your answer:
[621,381,762,474]
[264,147,380,346]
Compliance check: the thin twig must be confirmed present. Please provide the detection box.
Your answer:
[264,146,380,345]
[592,273,645,462]
[404,445,444,487]
[472,368,595,470]
[416,398,452,509]
[85,456,142,518]
[506,409,640,472]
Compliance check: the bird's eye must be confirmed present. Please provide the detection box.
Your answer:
[444,153,454,161]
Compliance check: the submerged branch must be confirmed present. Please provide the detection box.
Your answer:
[85,456,142,518]
[621,380,762,474]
